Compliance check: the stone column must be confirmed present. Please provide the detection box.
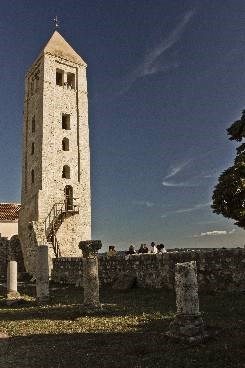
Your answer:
[36,245,49,304]
[7,261,20,299]
[167,261,207,343]
[79,240,102,309]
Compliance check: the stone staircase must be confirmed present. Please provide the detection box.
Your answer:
[44,199,79,257]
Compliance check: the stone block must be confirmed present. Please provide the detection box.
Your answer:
[112,273,137,290]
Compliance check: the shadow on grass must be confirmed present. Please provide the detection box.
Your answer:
[0,286,245,367]
[0,322,244,368]
[0,330,173,368]
[0,286,176,322]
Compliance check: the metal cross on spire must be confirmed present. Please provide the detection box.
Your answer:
[54,16,59,29]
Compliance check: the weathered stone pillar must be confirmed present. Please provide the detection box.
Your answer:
[167,261,207,343]
[36,245,49,304]
[79,240,102,309]
[7,261,19,299]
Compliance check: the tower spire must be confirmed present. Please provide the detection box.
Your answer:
[53,16,59,30]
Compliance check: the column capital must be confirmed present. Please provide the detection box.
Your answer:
[79,240,102,258]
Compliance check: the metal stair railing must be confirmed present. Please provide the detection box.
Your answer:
[44,198,79,258]
[52,233,61,258]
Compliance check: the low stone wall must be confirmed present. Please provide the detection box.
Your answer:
[52,257,83,285]
[52,248,245,292]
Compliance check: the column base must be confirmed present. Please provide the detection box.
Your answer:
[167,313,208,343]
[36,296,50,305]
[6,291,21,306]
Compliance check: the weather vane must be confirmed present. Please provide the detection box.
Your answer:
[54,16,59,29]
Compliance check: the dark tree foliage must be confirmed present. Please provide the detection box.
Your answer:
[227,110,245,141]
[212,111,245,228]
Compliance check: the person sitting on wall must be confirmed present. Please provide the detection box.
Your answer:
[107,245,117,257]
[149,242,158,254]
[125,245,137,260]
[125,245,136,255]
[138,244,148,254]
[138,244,144,254]
[157,243,167,253]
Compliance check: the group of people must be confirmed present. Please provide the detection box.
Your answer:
[106,242,167,257]
[126,242,167,255]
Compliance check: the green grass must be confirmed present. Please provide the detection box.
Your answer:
[0,283,244,368]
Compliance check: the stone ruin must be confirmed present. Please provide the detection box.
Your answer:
[79,240,102,310]
[167,261,208,342]
[36,245,49,304]
[6,260,20,304]
[0,235,26,279]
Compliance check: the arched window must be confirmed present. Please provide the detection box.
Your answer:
[62,165,70,179]
[62,114,70,130]
[62,138,69,151]
[67,73,75,89]
[56,69,64,86]
[31,169,34,184]
[31,142,35,155]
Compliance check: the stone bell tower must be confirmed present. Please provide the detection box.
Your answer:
[19,31,91,275]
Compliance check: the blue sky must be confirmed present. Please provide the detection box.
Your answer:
[0,0,245,250]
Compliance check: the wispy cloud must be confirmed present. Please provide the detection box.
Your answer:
[175,202,211,214]
[141,10,195,74]
[162,156,221,188]
[120,9,195,94]
[193,229,236,237]
[162,180,197,187]
[165,160,192,179]
[162,159,197,187]
[161,201,211,218]
[133,200,155,208]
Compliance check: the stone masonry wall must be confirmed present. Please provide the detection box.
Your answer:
[0,236,8,277]
[51,249,245,292]
[0,235,26,279]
